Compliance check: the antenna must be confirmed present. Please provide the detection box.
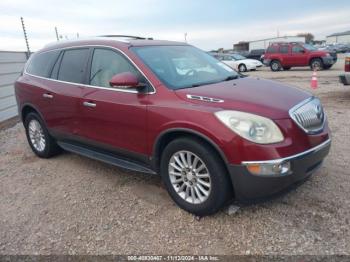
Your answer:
[20,17,31,58]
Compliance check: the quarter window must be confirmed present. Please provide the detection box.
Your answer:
[58,49,89,84]
[26,50,60,77]
[89,48,143,88]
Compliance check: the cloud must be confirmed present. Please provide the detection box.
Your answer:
[0,0,349,51]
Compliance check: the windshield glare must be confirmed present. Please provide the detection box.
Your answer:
[131,46,238,90]
[303,44,317,51]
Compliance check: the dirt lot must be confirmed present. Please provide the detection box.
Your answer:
[0,55,349,255]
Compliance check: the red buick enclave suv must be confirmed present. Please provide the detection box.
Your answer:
[15,36,331,215]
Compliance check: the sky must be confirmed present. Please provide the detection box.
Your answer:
[0,0,350,52]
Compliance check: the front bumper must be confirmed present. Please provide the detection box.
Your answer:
[228,139,331,202]
[246,64,257,71]
[263,59,271,66]
[339,73,350,85]
[322,56,336,65]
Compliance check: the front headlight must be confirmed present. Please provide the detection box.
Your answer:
[214,110,284,144]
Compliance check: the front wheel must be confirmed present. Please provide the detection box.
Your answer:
[238,64,247,72]
[270,60,281,71]
[160,138,232,216]
[310,58,323,71]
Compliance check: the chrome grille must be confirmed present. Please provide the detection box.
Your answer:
[289,97,325,134]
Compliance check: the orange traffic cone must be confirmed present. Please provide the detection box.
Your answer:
[311,70,318,89]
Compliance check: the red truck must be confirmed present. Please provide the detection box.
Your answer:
[339,53,350,85]
[263,42,337,71]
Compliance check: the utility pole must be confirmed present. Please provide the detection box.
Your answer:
[55,27,59,41]
[20,17,31,58]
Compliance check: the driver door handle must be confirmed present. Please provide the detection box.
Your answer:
[83,101,96,108]
[43,93,53,99]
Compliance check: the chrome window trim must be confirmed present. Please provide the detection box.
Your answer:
[23,45,156,95]
[288,96,326,134]
[242,138,331,165]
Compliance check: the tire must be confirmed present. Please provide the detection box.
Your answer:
[283,67,291,71]
[310,58,323,71]
[160,137,232,216]
[24,112,61,158]
[270,60,281,71]
[238,64,247,72]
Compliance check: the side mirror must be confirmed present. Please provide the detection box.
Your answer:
[109,72,144,89]
[300,49,306,53]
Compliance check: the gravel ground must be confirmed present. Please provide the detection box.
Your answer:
[0,55,349,255]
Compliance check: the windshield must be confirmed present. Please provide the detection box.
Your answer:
[131,45,238,90]
[232,54,246,60]
[303,44,317,51]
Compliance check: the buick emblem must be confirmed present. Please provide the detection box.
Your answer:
[315,105,323,120]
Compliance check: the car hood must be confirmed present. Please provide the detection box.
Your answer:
[311,50,329,55]
[174,77,311,119]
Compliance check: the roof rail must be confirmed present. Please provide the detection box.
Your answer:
[98,35,153,40]
[270,41,304,44]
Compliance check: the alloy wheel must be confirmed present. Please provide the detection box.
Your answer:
[168,150,211,204]
[239,64,246,72]
[28,119,46,152]
[272,62,280,71]
[312,61,321,70]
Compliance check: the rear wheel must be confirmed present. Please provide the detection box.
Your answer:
[238,64,247,72]
[310,58,323,71]
[270,60,281,71]
[160,138,232,216]
[24,112,61,158]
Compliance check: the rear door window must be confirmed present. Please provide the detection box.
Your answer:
[280,45,289,54]
[50,51,63,79]
[26,50,60,77]
[58,48,89,84]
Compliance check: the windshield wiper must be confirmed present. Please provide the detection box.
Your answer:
[224,75,239,81]
[176,76,239,90]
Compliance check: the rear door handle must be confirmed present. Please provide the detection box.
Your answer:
[43,93,53,99]
[83,101,96,108]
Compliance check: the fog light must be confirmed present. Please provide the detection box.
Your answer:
[246,161,291,176]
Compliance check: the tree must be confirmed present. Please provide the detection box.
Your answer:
[297,33,315,43]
